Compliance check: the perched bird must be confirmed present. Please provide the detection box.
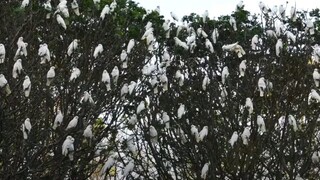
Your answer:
[306,19,315,35]
[177,104,185,119]
[21,123,28,139]
[120,50,128,69]
[258,77,266,97]
[0,43,5,63]
[120,83,129,99]
[83,125,93,138]
[93,0,100,5]
[43,0,52,19]
[251,34,259,50]
[308,89,320,104]
[46,66,55,86]
[259,1,268,14]
[56,0,69,18]
[221,66,229,85]
[137,101,145,114]
[160,74,168,91]
[128,114,137,125]
[222,42,245,58]
[100,155,116,176]
[279,4,286,19]
[174,37,188,50]
[67,39,79,56]
[202,74,210,91]
[127,39,135,54]
[149,125,158,143]
[12,59,23,79]
[23,76,31,97]
[205,39,214,53]
[211,28,219,44]
[201,162,210,179]
[175,70,185,86]
[128,81,137,95]
[101,70,111,91]
[245,97,253,115]
[236,0,244,10]
[276,39,283,57]
[80,91,94,104]
[288,115,298,132]
[170,12,179,21]
[123,160,134,177]
[111,66,119,85]
[241,127,251,145]
[16,37,28,58]
[69,67,81,81]
[312,152,319,164]
[257,115,266,134]
[65,116,78,130]
[110,0,117,12]
[190,125,199,142]
[266,30,277,38]
[197,28,208,38]
[199,126,208,142]
[162,112,170,129]
[56,14,67,30]
[285,31,296,43]
[38,43,51,64]
[93,44,103,58]
[24,118,32,134]
[100,4,110,20]
[229,131,239,147]
[229,16,237,31]
[21,0,29,8]
[62,136,75,161]
[313,68,320,87]
[53,110,63,130]
[239,60,247,77]
[71,0,80,16]
[290,6,297,21]
[271,5,278,16]
[202,10,209,22]
[0,74,11,96]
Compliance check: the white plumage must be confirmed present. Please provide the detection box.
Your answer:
[251,34,259,50]
[211,28,219,44]
[170,12,179,21]
[201,162,210,179]
[128,81,137,95]
[111,66,119,85]
[257,115,266,134]
[285,31,296,43]
[177,104,185,119]
[279,4,286,19]
[21,0,29,8]
[241,127,251,145]
[229,131,238,147]
[160,74,168,91]
[53,110,63,130]
[101,70,111,91]
[137,101,145,114]
[239,60,246,77]
[199,126,208,142]
[245,97,253,115]
[16,37,28,58]
[100,5,110,20]
[288,115,298,132]
[128,114,137,125]
[62,135,75,160]
[174,37,188,50]
[23,76,31,97]
[313,68,320,87]
[127,39,135,54]
[83,125,93,138]
[175,70,185,86]
[276,39,283,57]
[258,77,266,97]
[266,30,277,38]
[312,152,319,164]
[56,14,67,30]
[93,44,103,58]
[21,123,28,139]
[66,116,78,130]
[162,112,170,129]
[24,118,32,133]
[80,91,94,104]
[12,59,23,79]
[71,0,80,16]
[100,155,116,176]
[120,50,128,68]
[123,160,134,177]
[229,16,237,31]
[308,89,320,104]
[221,66,229,85]
[0,43,5,64]
[205,39,214,53]
[70,67,81,82]
[190,125,199,142]
[202,74,210,91]
[149,125,158,143]
[0,74,11,96]
[120,83,129,99]
[67,39,79,56]
[46,66,55,86]
[38,43,51,64]
[222,42,245,58]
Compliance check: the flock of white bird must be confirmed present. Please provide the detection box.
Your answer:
[1,0,320,179]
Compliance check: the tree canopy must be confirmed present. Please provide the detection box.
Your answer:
[1,0,320,179]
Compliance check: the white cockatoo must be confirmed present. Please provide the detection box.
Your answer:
[201,162,210,179]
[56,14,67,30]
[160,73,168,91]
[43,0,52,19]
[127,39,135,54]
[46,66,55,86]
[21,0,29,8]
[120,83,129,99]
[229,16,237,31]
[38,43,51,64]
[257,115,266,134]
[21,123,28,139]
[101,70,111,91]
[162,112,170,129]
[290,6,297,21]
[170,12,179,21]
[16,37,28,58]
[241,127,251,145]
[93,44,103,58]
[279,4,286,19]
[67,39,79,56]
[251,34,259,50]
[62,135,75,160]
[191,125,199,142]
[69,67,81,81]
[306,19,315,35]
[93,0,100,5]
[163,20,171,38]
[245,97,253,115]
[80,91,94,104]
[176,24,187,37]
[276,39,283,57]
[141,28,154,40]
[177,104,185,119]
[123,160,134,177]
[100,155,116,176]
[259,1,268,14]
[205,39,214,53]
[145,21,153,31]
[175,70,185,86]
[111,66,119,85]
[120,50,128,68]
[239,60,247,77]
[229,131,239,147]
[278,116,286,129]
[222,42,245,58]
[308,89,320,104]
[100,4,110,20]
[56,0,69,18]
[258,77,266,97]
[83,125,93,138]
[53,110,63,130]
[211,28,219,44]
[197,28,208,38]
[24,118,32,134]
[288,115,298,132]
[285,31,296,43]
[150,76,159,94]
[174,37,188,50]
[202,10,209,22]
[110,0,117,12]
[0,43,5,63]
[313,68,320,87]
[12,59,23,79]
[66,116,78,130]
[312,44,320,63]
[23,76,31,97]
[128,81,136,95]
[271,5,278,16]
[202,74,210,91]
[128,114,137,125]
[149,125,158,143]
[71,0,80,16]
[199,126,208,142]
[266,30,277,38]
[220,87,228,103]
[137,101,145,114]
[0,74,11,96]
[221,66,229,85]
[312,152,319,164]
[236,0,244,10]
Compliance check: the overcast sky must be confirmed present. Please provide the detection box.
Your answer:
[134,0,318,19]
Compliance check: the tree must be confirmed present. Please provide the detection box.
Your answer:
[0,0,320,179]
